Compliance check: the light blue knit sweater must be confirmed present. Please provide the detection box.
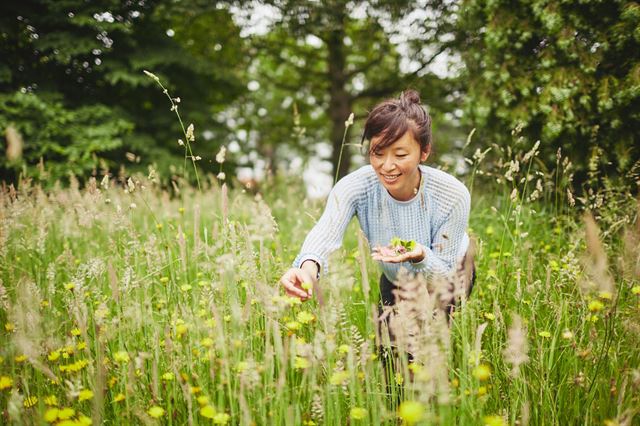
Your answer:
[293,164,471,282]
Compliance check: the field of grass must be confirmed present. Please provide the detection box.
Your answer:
[0,146,639,425]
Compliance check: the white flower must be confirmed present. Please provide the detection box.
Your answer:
[178,139,184,146]
[216,172,226,180]
[129,203,137,209]
[216,146,227,164]
[186,123,195,141]
[127,177,135,193]
[344,112,354,127]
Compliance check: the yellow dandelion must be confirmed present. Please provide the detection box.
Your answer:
[57,407,75,420]
[113,393,125,403]
[156,223,163,230]
[350,407,367,420]
[200,337,214,348]
[338,344,351,354]
[200,404,216,419]
[77,414,92,426]
[484,312,495,321]
[4,322,15,332]
[160,277,170,284]
[175,323,189,336]
[588,300,604,312]
[538,331,551,338]
[71,328,81,336]
[78,389,93,402]
[477,386,488,396]
[190,386,201,395]
[44,407,59,422]
[631,286,640,295]
[147,406,165,418]
[108,377,118,387]
[296,311,315,324]
[451,378,459,388]
[473,364,492,381]
[286,321,301,331]
[598,291,613,300]
[44,395,58,406]
[15,354,27,363]
[329,371,349,385]
[64,282,75,290]
[0,376,13,390]
[483,415,506,426]
[178,207,185,214]
[77,341,87,350]
[294,357,310,370]
[41,300,49,308]
[24,395,38,408]
[161,372,174,381]
[398,400,424,425]
[213,412,230,424]
[197,395,209,406]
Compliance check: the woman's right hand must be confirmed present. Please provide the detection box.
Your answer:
[279,266,316,301]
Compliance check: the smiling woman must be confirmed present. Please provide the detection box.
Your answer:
[278,90,474,387]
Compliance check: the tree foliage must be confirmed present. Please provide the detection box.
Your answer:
[457,0,640,184]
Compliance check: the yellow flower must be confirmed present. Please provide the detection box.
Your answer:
[190,386,201,395]
[24,395,38,408]
[350,407,367,420]
[213,412,230,424]
[588,300,604,312]
[598,291,613,300]
[451,378,459,388]
[156,223,163,230]
[178,207,185,214]
[338,344,351,354]
[57,407,76,420]
[296,311,315,324]
[78,389,94,402]
[473,364,492,381]
[71,328,81,336]
[65,282,75,290]
[41,300,50,308]
[175,323,188,336]
[398,401,424,425]
[113,351,130,363]
[235,361,248,373]
[161,372,174,381]
[477,386,488,396]
[77,341,87,350]
[113,393,125,403]
[147,406,165,418]
[160,277,170,284]
[15,354,27,363]
[395,373,404,385]
[294,357,310,370]
[200,405,216,419]
[77,414,92,426]
[4,322,15,332]
[44,395,58,406]
[538,331,551,338]
[200,337,214,348]
[197,395,209,406]
[632,286,640,295]
[180,284,192,292]
[0,376,13,390]
[44,408,59,422]
[483,415,507,426]
[484,312,495,321]
[286,321,301,331]
[329,371,349,385]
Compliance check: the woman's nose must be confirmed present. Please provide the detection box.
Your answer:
[382,155,395,170]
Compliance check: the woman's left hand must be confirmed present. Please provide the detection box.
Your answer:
[371,244,426,264]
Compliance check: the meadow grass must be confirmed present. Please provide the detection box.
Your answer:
[0,150,638,426]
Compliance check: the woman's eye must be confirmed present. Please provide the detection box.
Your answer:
[397,154,408,158]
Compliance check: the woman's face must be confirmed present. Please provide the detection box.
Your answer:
[369,130,429,201]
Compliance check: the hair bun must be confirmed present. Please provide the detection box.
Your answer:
[400,89,421,106]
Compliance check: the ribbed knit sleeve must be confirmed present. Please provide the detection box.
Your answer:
[410,188,470,277]
[292,173,361,275]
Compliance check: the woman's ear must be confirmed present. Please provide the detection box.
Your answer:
[420,145,431,162]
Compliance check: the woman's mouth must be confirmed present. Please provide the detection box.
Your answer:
[381,173,401,183]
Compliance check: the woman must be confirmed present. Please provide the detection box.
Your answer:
[279,90,472,312]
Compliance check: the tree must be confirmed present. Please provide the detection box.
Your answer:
[234,0,458,181]
[0,0,247,184]
[456,0,640,185]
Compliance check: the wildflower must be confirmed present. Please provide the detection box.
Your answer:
[484,313,495,321]
[562,330,573,340]
[538,331,551,338]
[473,364,491,381]
[477,386,488,396]
[24,395,38,408]
[190,386,202,395]
[175,323,188,337]
[483,415,507,426]
[598,291,613,300]
[286,321,301,331]
[113,393,125,403]
[147,405,165,418]
[160,277,170,284]
[179,207,185,214]
[235,361,248,373]
[41,300,49,308]
[44,395,58,406]
[64,282,75,290]
[180,284,192,292]
[395,373,404,385]
[77,341,87,350]
[301,282,313,292]
[71,328,81,336]
[4,322,14,332]
[216,146,227,164]
[213,412,230,424]
[338,344,350,354]
[398,401,424,425]
[451,378,459,388]
[15,354,27,363]
[294,357,310,370]
[329,371,349,385]
[78,389,93,402]
[588,300,604,312]
[350,407,367,420]
[44,407,59,422]
[216,172,226,180]
[161,372,174,382]
[200,337,214,348]
[113,351,130,363]
[57,407,75,420]
[632,286,640,295]
[0,376,13,390]
[186,123,195,141]
[197,395,209,406]
[345,112,355,127]
[200,405,216,419]
[77,414,92,425]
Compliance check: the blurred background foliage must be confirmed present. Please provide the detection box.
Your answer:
[0,0,638,190]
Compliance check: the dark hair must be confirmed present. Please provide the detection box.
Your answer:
[361,89,432,154]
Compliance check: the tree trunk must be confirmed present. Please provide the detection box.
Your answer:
[326,12,352,182]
